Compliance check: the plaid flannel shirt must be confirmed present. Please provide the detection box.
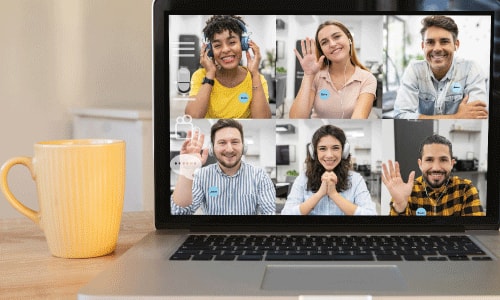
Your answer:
[390,175,485,216]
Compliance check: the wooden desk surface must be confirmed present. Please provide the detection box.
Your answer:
[0,211,155,299]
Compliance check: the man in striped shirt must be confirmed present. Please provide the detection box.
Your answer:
[382,134,484,216]
[171,119,276,215]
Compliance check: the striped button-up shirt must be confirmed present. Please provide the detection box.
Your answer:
[171,161,276,215]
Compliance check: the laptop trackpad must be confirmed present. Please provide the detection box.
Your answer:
[261,265,407,292]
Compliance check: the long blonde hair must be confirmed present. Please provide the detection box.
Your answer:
[315,20,368,71]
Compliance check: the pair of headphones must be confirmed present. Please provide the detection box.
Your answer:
[205,17,250,57]
[307,141,350,160]
[208,142,248,156]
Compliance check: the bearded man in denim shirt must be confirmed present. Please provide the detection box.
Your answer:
[394,15,488,119]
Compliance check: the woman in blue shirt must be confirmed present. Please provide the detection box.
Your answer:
[281,125,377,215]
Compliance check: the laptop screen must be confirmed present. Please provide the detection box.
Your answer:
[154,0,500,230]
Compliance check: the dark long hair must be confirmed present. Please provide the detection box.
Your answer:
[305,125,351,192]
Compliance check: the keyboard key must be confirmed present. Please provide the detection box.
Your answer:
[192,254,214,260]
[471,256,492,261]
[448,255,469,261]
[237,255,263,261]
[376,255,403,261]
[170,253,191,260]
[265,255,334,261]
[404,255,425,261]
[427,256,448,261]
[214,255,236,261]
[334,254,375,261]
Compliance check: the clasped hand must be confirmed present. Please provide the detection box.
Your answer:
[319,171,338,197]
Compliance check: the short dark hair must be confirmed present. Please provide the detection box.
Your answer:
[419,134,453,159]
[210,119,244,145]
[203,15,246,42]
[420,15,459,42]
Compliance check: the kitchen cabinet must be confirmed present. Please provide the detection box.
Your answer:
[72,108,153,211]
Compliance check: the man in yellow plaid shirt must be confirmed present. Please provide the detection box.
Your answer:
[382,134,484,216]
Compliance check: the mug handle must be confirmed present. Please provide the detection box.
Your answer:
[0,157,40,224]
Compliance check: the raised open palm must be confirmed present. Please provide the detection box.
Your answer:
[293,38,325,76]
[381,160,415,210]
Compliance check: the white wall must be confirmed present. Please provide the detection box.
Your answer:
[0,0,152,218]
[380,120,395,215]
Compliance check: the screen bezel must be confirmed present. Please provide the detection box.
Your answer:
[154,0,500,230]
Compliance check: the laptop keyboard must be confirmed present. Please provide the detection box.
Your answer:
[169,234,492,262]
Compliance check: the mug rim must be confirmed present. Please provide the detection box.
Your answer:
[36,139,125,146]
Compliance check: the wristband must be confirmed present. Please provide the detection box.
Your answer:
[202,77,214,86]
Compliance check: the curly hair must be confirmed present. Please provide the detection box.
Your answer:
[305,125,351,193]
[203,15,246,42]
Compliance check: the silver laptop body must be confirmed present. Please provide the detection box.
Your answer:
[79,0,500,298]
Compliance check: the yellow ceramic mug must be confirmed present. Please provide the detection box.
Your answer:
[0,139,125,258]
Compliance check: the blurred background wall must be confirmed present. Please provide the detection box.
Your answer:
[0,0,152,218]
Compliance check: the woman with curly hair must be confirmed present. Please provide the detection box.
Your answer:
[281,124,377,215]
[186,15,271,119]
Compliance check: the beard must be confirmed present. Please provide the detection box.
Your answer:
[423,170,451,188]
[216,151,242,170]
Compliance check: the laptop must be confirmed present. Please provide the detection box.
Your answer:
[79,0,500,298]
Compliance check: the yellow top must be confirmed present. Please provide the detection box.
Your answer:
[189,67,269,119]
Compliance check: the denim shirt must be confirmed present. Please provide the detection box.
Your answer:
[281,171,377,215]
[393,57,488,119]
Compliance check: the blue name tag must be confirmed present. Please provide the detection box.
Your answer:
[239,92,250,103]
[451,82,462,93]
[208,186,219,197]
[416,207,427,216]
[319,89,330,100]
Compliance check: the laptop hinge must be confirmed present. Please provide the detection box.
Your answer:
[187,225,467,233]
